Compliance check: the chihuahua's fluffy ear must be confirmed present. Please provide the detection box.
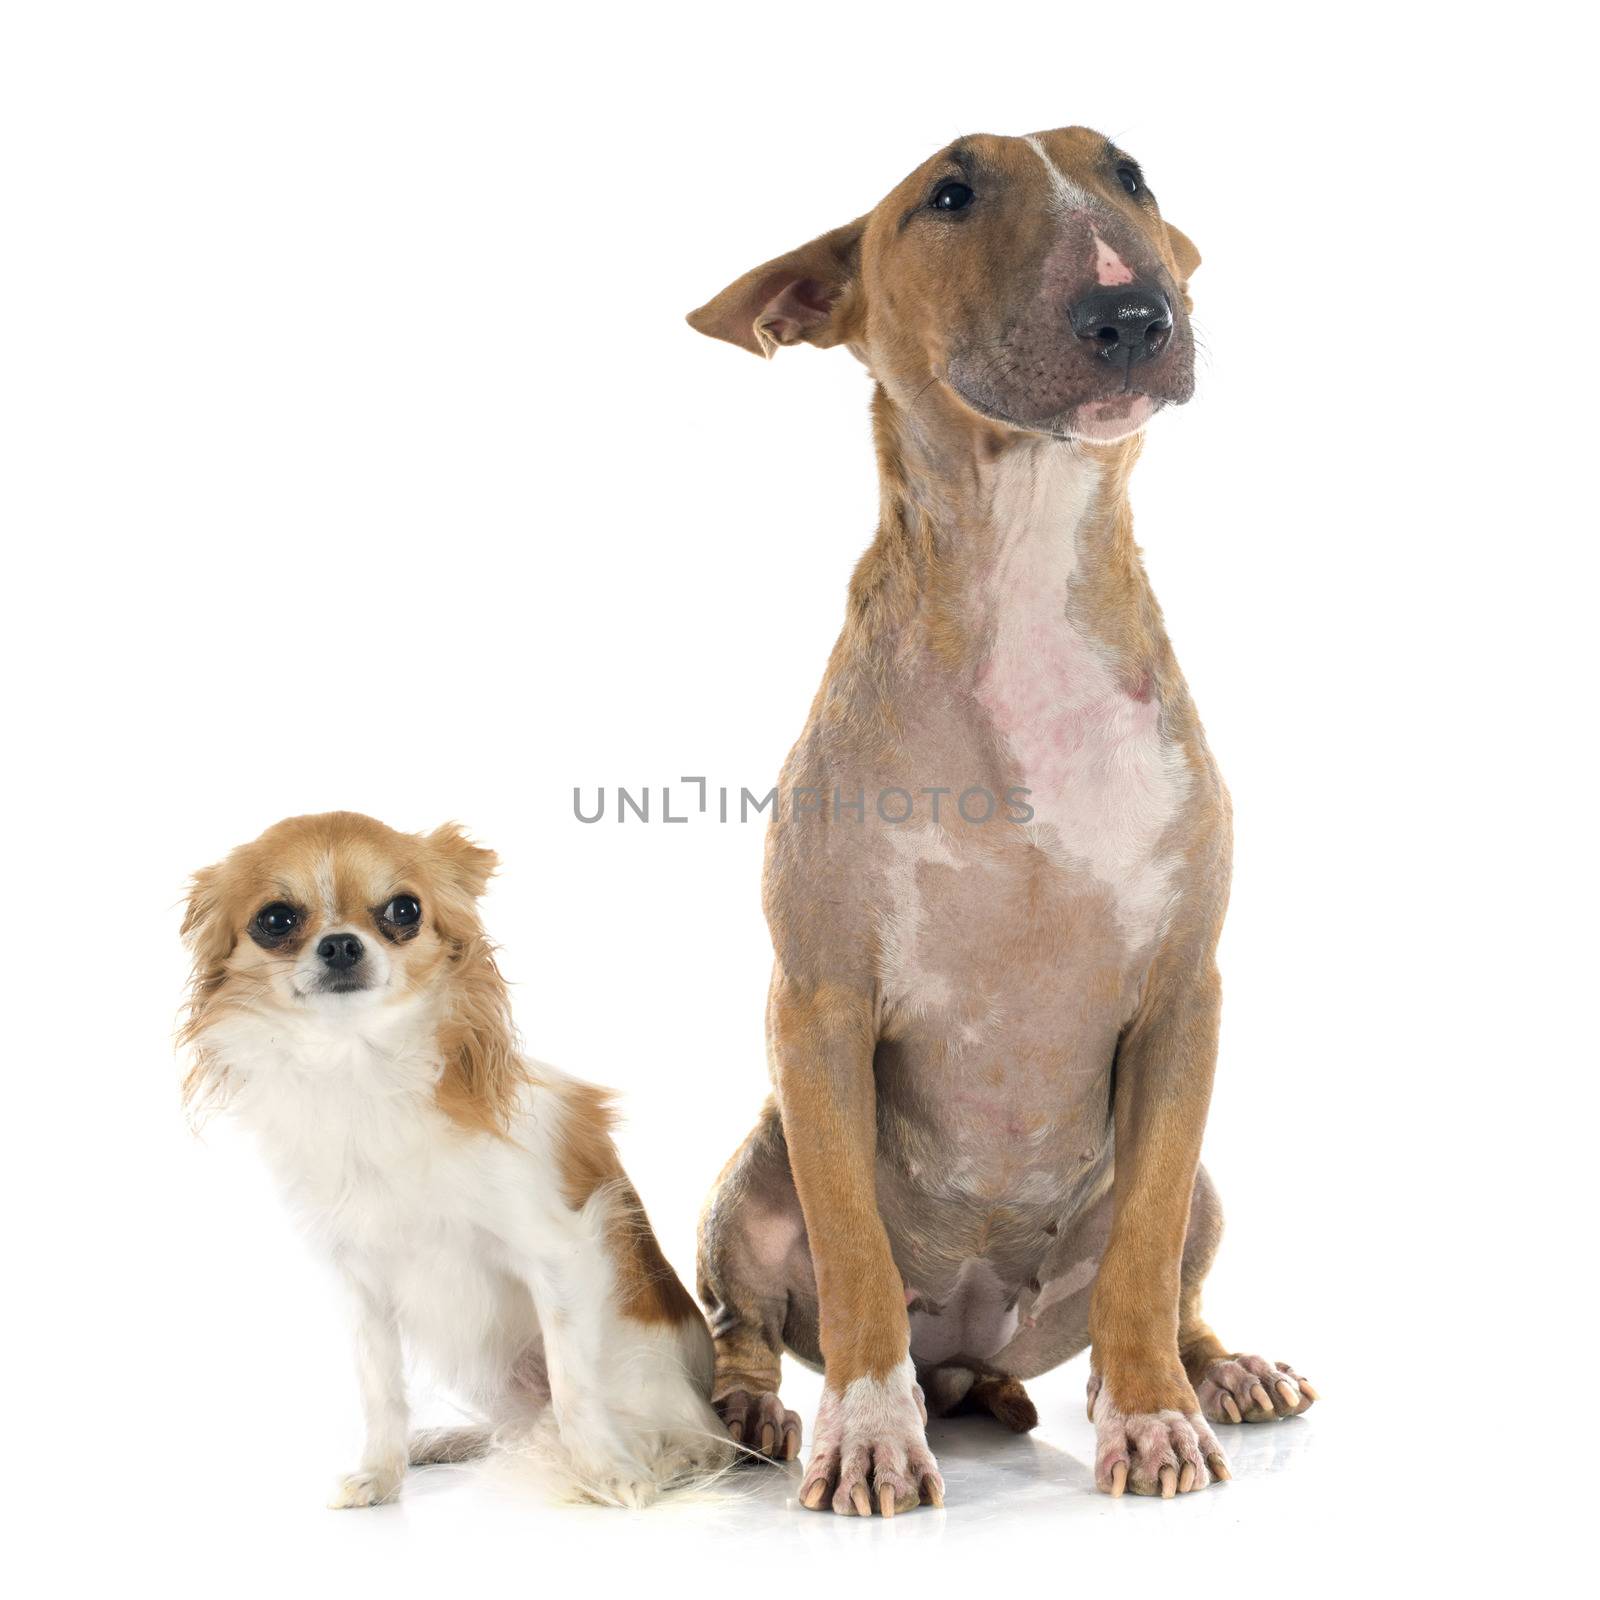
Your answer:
[426,824,498,899]
[180,862,233,968]
[422,823,522,1132]
[178,860,235,1118]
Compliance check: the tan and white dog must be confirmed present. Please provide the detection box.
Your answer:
[690,128,1316,1514]
[181,812,730,1508]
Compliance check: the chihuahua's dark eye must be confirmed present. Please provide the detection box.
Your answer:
[931,180,974,213]
[255,902,300,939]
[382,895,421,927]
[1116,165,1142,197]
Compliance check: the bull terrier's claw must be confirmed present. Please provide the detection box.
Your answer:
[1196,1354,1317,1424]
[1090,1375,1226,1497]
[798,1365,943,1515]
[715,1388,802,1460]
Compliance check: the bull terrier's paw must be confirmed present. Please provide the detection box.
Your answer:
[328,1462,404,1509]
[1088,1374,1229,1498]
[716,1387,802,1461]
[1196,1353,1317,1424]
[799,1359,944,1516]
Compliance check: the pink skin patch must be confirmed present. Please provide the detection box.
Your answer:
[1070,392,1157,442]
[1093,231,1135,286]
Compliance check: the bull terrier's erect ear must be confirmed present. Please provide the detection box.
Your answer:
[687,218,866,358]
[1164,222,1201,283]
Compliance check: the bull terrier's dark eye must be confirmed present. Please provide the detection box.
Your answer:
[382,895,421,927]
[1117,165,1142,197]
[255,902,300,939]
[931,181,974,212]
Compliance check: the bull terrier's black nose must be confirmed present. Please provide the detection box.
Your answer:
[317,932,365,970]
[1070,287,1173,364]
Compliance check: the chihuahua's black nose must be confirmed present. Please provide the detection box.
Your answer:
[317,932,365,970]
[1070,287,1173,364]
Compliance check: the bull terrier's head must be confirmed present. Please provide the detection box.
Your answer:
[689,127,1200,444]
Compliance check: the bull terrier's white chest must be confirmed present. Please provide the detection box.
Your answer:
[972,451,1191,951]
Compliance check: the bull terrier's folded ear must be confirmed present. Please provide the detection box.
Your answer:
[1164,223,1201,283]
[687,218,866,358]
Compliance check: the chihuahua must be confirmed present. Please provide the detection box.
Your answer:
[180,811,729,1507]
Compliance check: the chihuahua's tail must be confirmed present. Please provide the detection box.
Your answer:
[409,1426,495,1466]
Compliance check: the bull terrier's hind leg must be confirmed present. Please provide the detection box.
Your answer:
[697,1101,811,1461]
[1177,1168,1319,1426]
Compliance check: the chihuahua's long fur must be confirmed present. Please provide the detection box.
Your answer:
[181,811,730,1508]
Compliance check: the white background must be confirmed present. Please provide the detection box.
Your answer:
[2,2,1590,1594]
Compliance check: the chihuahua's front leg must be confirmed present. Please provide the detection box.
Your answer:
[1088,961,1230,1498]
[329,1277,409,1508]
[773,976,943,1516]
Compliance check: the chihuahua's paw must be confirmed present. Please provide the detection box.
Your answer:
[328,1463,404,1509]
[716,1387,802,1461]
[799,1359,944,1516]
[588,1469,661,1510]
[656,1414,740,1482]
[661,1432,736,1479]
[1088,1374,1229,1497]
[560,1433,664,1510]
[1196,1353,1317,1423]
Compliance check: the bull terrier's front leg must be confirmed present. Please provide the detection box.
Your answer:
[771,977,943,1516]
[1088,963,1230,1498]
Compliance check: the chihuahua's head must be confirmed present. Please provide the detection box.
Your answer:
[689,127,1199,445]
[180,812,520,1128]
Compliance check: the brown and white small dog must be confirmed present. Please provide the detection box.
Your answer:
[180,811,729,1508]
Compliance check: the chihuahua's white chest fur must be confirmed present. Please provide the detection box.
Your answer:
[223,1008,550,1405]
